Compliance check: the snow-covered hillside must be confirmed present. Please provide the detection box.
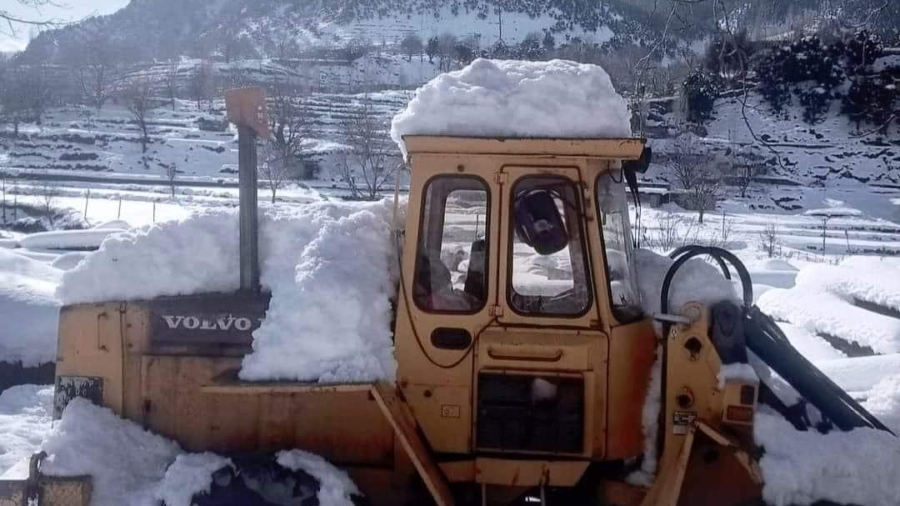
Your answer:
[0,88,412,185]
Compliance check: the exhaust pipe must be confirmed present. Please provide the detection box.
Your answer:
[238,125,260,292]
[226,88,270,293]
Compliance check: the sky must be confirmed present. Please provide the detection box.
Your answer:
[0,0,129,52]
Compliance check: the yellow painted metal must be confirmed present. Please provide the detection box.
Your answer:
[474,458,589,487]
[48,135,771,506]
[371,383,455,506]
[403,136,646,159]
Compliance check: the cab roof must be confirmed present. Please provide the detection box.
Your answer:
[402,136,646,160]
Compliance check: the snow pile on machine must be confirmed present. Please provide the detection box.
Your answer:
[58,201,398,383]
[390,58,632,155]
[630,248,743,483]
[34,399,360,506]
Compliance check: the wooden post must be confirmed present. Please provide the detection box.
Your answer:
[84,189,90,222]
[152,200,157,223]
[117,197,122,219]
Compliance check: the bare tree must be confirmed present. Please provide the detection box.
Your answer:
[165,162,178,198]
[734,163,760,199]
[189,60,213,111]
[0,65,32,138]
[259,144,292,204]
[73,25,125,110]
[163,59,179,110]
[126,79,155,156]
[400,33,424,61]
[38,181,60,226]
[341,37,371,64]
[1,175,6,226]
[25,65,52,124]
[437,33,458,72]
[263,79,308,202]
[759,224,781,258]
[668,136,720,224]
[0,0,60,36]
[339,95,397,200]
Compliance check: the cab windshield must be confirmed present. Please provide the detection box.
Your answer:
[508,176,592,317]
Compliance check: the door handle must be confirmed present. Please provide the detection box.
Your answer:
[486,346,564,362]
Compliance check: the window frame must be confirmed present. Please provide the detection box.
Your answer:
[594,171,644,324]
[505,174,594,319]
[412,174,492,316]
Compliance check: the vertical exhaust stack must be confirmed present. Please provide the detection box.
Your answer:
[237,125,260,291]
[225,88,270,293]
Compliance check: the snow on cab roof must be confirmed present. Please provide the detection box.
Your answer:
[390,59,633,157]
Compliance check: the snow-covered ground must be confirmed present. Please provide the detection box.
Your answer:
[0,184,898,503]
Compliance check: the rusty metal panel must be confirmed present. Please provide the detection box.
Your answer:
[56,304,126,416]
[40,476,92,506]
[372,384,454,506]
[474,458,589,487]
[604,319,657,460]
[0,480,25,506]
[402,384,471,454]
[53,376,103,419]
[225,87,270,138]
[139,355,393,466]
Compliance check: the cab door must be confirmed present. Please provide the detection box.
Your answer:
[472,165,610,459]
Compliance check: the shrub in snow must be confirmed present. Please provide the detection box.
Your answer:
[755,36,845,122]
[797,85,832,124]
[390,59,631,157]
[838,30,884,74]
[755,48,793,113]
[681,70,720,124]
[703,30,754,78]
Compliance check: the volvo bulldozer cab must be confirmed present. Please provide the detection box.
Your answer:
[395,137,656,474]
[6,133,890,506]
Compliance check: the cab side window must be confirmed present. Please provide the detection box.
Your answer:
[596,171,642,322]
[508,176,591,317]
[414,177,490,313]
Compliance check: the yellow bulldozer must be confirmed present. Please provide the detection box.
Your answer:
[0,112,892,505]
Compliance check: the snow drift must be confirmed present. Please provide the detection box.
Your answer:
[0,385,53,477]
[755,411,900,506]
[0,248,62,366]
[40,400,361,506]
[19,228,126,251]
[390,58,632,156]
[59,202,398,383]
[758,257,900,354]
